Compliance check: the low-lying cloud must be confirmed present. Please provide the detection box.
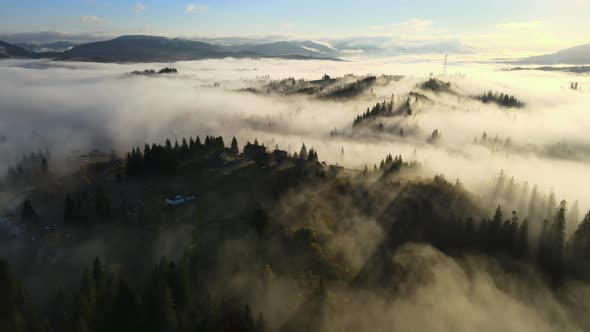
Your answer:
[0,56,589,216]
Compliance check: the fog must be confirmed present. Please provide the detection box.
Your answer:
[1,57,589,214]
[2,55,590,331]
[321,244,590,332]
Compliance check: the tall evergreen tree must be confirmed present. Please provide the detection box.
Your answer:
[528,185,538,221]
[517,218,529,258]
[22,199,38,222]
[231,137,240,156]
[41,157,49,173]
[299,143,308,160]
[552,200,567,253]
[570,211,590,260]
[547,190,557,220]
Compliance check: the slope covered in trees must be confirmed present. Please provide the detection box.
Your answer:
[3,132,590,331]
[477,91,525,108]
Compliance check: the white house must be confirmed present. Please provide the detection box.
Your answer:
[165,195,195,206]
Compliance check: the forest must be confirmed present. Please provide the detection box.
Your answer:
[1,54,590,332]
[3,129,590,331]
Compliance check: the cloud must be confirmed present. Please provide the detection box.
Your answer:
[1,57,589,217]
[0,31,115,44]
[497,21,543,31]
[340,49,365,55]
[132,2,146,13]
[310,39,337,50]
[371,19,434,33]
[280,21,294,29]
[185,4,208,14]
[80,16,110,24]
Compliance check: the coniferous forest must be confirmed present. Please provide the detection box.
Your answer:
[2,39,590,331]
[3,129,590,331]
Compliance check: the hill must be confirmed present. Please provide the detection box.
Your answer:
[0,40,39,59]
[223,40,339,58]
[59,35,231,62]
[15,41,77,52]
[519,44,590,65]
[57,35,341,62]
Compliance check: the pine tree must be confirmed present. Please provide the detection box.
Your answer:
[21,199,39,222]
[195,136,202,149]
[492,170,506,202]
[189,137,195,152]
[22,199,38,222]
[299,143,308,160]
[547,190,557,220]
[568,200,580,230]
[552,200,567,253]
[528,185,538,221]
[158,285,178,331]
[181,138,189,156]
[517,219,529,258]
[231,137,239,156]
[41,157,49,172]
[570,211,590,260]
[489,205,503,251]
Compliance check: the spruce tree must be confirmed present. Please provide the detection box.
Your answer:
[22,199,38,222]
[231,137,239,156]
[299,143,308,160]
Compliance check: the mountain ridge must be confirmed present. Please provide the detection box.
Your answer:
[517,44,590,65]
[0,35,342,62]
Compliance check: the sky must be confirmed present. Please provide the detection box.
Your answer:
[0,0,589,53]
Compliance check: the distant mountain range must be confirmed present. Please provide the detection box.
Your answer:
[220,40,339,58]
[517,44,590,65]
[0,35,341,62]
[0,35,472,63]
[1,34,588,65]
[0,40,39,59]
[15,41,77,52]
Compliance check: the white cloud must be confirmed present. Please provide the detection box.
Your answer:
[310,40,337,50]
[185,4,208,14]
[132,2,146,14]
[371,19,434,33]
[340,49,365,55]
[299,46,319,53]
[280,21,294,29]
[80,16,109,24]
[497,21,543,31]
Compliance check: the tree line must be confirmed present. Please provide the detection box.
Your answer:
[125,135,231,176]
[478,91,524,108]
[0,256,266,332]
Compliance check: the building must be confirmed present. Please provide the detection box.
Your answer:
[165,195,195,206]
[243,143,267,159]
[0,216,20,237]
[272,149,288,163]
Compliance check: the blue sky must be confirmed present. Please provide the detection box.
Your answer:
[0,0,588,52]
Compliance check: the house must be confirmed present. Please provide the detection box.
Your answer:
[243,143,267,163]
[272,150,288,163]
[0,216,20,237]
[243,143,267,159]
[165,195,195,206]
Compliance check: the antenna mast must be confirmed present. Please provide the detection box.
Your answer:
[443,54,448,76]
